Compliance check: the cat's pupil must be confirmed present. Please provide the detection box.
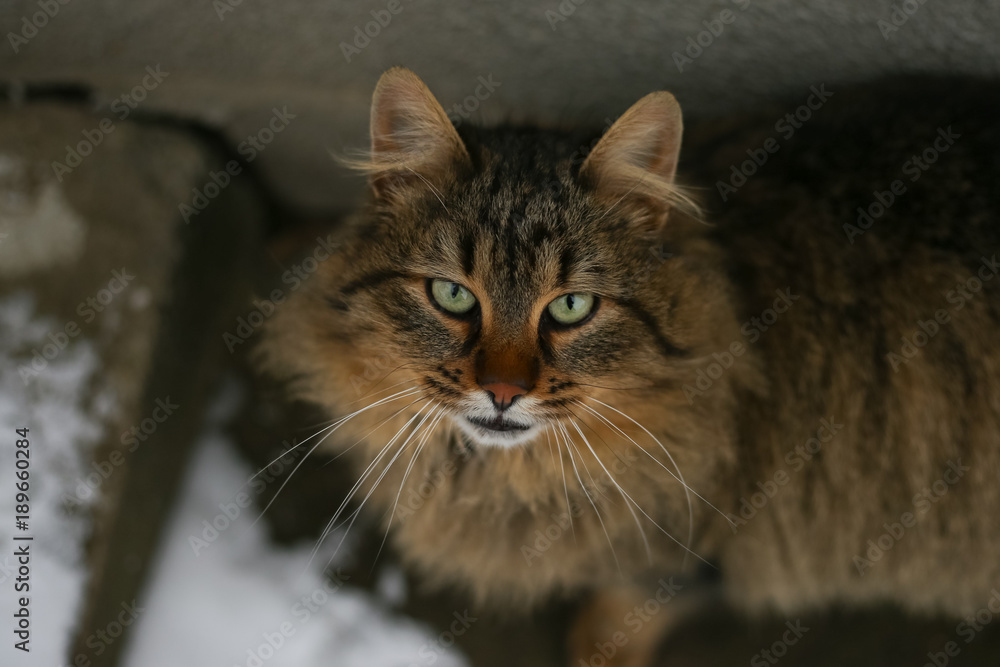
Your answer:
[450,284,459,298]
[566,295,575,310]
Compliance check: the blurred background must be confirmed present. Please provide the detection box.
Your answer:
[2,1,1000,666]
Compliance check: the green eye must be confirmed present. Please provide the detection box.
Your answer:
[548,293,596,325]
[430,279,477,314]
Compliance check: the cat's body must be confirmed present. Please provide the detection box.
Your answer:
[258,71,1000,663]
[692,79,1000,616]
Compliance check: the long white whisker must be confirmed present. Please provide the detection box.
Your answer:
[559,421,613,503]
[348,364,416,405]
[318,394,428,469]
[247,387,421,529]
[309,401,432,565]
[323,402,439,570]
[582,397,736,529]
[551,426,576,543]
[544,427,557,471]
[371,405,446,567]
[249,386,420,482]
[575,400,692,567]
[569,418,652,566]
[558,421,622,577]
[404,166,449,213]
[571,416,714,568]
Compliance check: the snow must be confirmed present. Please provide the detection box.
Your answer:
[0,156,88,279]
[0,289,467,667]
[122,383,470,667]
[0,292,109,666]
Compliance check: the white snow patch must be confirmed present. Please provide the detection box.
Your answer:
[0,292,107,665]
[0,159,88,278]
[123,392,469,667]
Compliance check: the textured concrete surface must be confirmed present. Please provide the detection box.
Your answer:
[0,103,263,667]
[2,0,998,212]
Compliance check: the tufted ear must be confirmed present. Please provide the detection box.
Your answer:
[580,91,687,231]
[366,67,470,199]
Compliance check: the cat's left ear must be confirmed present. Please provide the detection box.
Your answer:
[366,67,471,199]
[580,92,686,231]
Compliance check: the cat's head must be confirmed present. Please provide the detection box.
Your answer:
[263,67,739,454]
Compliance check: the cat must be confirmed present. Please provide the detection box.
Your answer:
[257,68,1000,666]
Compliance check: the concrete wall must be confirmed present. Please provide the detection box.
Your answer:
[3,0,997,212]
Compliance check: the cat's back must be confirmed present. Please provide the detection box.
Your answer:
[694,76,1000,263]
[686,77,1000,615]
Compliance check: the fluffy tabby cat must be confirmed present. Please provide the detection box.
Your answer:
[258,68,1000,666]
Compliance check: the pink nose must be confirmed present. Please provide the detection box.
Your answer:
[480,382,527,411]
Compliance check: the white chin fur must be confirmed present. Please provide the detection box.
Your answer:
[453,417,542,448]
[448,393,545,448]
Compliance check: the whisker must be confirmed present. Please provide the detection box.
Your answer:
[347,363,421,405]
[574,400,693,566]
[370,405,446,570]
[308,400,433,566]
[544,428,557,473]
[245,388,422,530]
[570,417,715,568]
[558,421,622,577]
[568,417,652,566]
[323,402,439,570]
[248,386,420,483]
[569,381,657,392]
[551,426,576,544]
[582,397,735,529]
[560,421,613,504]
[404,166,449,213]
[316,394,428,470]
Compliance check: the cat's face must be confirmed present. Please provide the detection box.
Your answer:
[322,68,702,449]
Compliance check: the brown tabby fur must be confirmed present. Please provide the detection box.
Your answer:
[257,68,1000,660]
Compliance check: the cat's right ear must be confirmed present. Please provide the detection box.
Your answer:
[365,67,470,199]
[581,91,697,232]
